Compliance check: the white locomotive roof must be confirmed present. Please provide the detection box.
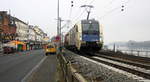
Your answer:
[81,19,99,24]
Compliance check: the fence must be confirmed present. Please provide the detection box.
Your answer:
[106,46,150,58]
[57,53,87,82]
[118,49,150,58]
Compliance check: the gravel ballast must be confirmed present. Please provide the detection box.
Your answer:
[63,49,149,82]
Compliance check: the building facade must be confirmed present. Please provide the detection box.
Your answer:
[28,25,36,41]
[15,18,29,41]
[0,11,49,51]
[0,11,17,43]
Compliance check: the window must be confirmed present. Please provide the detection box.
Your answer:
[0,15,2,24]
[82,23,99,31]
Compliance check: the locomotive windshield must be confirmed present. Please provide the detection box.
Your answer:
[82,21,99,34]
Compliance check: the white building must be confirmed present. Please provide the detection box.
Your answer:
[15,18,29,41]
[28,25,36,41]
[33,26,47,42]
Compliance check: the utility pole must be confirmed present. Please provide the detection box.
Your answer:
[59,17,65,48]
[56,0,61,53]
[81,5,94,20]
[57,0,60,35]
[56,0,71,52]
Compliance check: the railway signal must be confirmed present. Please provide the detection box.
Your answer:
[55,36,61,42]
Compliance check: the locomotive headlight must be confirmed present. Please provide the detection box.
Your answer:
[79,37,82,40]
[82,41,86,45]
[96,41,100,44]
[79,35,82,40]
[99,38,101,41]
[99,36,102,41]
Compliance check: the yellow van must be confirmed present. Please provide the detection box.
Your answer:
[45,45,56,55]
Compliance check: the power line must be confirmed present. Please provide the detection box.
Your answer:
[97,0,132,19]
[104,0,117,7]
[89,0,96,5]
[73,10,86,24]
[69,2,73,19]
[98,6,122,20]
[101,0,121,13]
[71,8,81,20]
[84,0,88,4]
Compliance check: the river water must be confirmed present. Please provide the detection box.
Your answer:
[107,45,150,58]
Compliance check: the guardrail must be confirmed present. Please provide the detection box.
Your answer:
[57,52,87,82]
[119,49,150,58]
[105,47,150,58]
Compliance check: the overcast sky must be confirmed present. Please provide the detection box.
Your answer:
[0,0,150,44]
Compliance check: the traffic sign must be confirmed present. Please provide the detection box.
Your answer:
[53,36,61,42]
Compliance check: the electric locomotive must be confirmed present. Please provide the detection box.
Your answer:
[64,19,103,51]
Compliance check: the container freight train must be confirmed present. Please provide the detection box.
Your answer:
[64,19,103,51]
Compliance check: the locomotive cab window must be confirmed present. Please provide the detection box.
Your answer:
[82,21,99,34]
[82,23,99,31]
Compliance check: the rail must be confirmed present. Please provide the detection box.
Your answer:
[57,52,87,82]
[85,54,150,80]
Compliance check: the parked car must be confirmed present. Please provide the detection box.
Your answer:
[0,48,3,53]
[0,44,3,53]
[3,46,16,54]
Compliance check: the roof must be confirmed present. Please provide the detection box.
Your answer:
[14,17,28,25]
[81,19,99,24]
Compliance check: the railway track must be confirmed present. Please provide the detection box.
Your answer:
[79,52,150,80]
[95,53,150,70]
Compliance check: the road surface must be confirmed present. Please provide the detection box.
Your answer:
[0,49,57,82]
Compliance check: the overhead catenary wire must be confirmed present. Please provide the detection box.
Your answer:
[68,0,131,27]
[103,0,117,8]
[69,0,86,21]
[97,0,132,20]
[70,0,95,22]
[98,6,121,20]
[84,0,89,4]
[72,10,86,25]
[63,0,74,32]
[89,0,96,5]
[69,3,73,20]
[108,0,116,5]
[68,0,94,27]
[70,0,131,23]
